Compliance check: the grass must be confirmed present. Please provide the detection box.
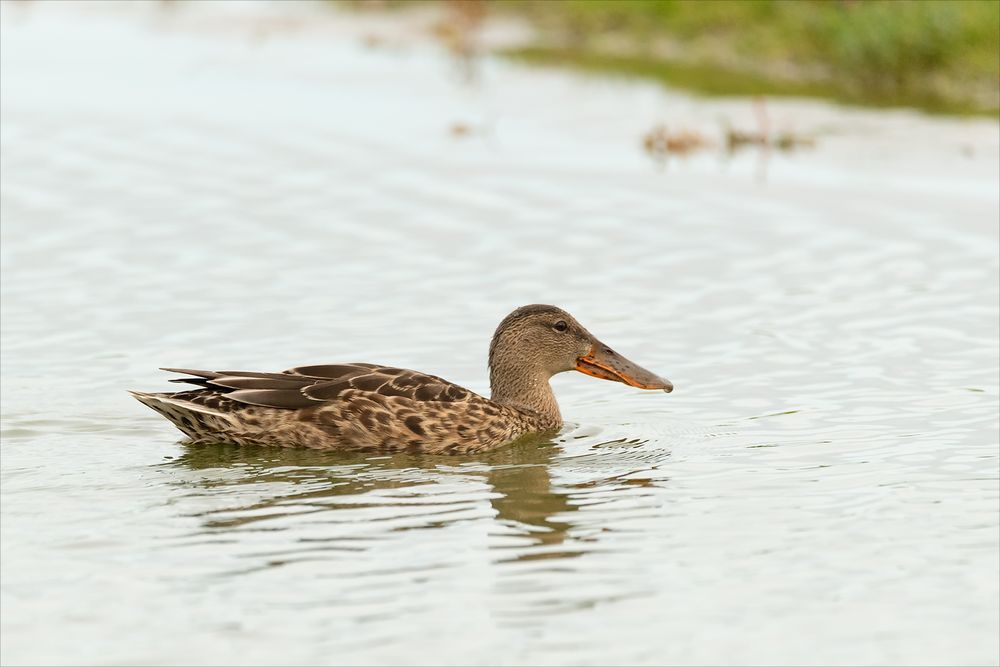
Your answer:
[492,0,1000,115]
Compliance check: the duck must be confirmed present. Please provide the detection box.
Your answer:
[130,304,673,454]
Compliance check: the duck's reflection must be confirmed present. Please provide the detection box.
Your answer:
[478,438,580,561]
[164,436,579,559]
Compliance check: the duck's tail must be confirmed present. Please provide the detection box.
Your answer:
[129,390,234,441]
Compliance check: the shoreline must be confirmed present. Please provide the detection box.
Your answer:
[354,0,1000,117]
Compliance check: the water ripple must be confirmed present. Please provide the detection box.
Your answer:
[2,3,998,665]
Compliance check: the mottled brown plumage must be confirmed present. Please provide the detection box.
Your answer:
[130,305,673,453]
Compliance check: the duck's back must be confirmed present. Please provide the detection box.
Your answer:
[131,364,554,453]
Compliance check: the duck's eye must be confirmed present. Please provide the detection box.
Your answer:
[553,320,568,332]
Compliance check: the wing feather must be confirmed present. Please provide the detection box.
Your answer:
[161,364,474,410]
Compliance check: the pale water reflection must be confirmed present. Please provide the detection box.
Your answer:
[164,438,581,564]
[1,2,998,666]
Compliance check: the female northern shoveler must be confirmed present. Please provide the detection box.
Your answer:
[130,304,673,453]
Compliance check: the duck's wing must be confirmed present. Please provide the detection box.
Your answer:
[161,364,476,410]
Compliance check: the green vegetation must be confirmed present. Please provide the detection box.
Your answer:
[495,0,1000,115]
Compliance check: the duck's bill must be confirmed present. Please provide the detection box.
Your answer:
[575,344,673,393]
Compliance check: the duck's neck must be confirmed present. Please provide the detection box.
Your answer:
[489,365,562,426]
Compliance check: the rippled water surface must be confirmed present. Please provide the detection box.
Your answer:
[2,3,999,666]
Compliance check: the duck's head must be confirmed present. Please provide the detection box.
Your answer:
[488,304,673,393]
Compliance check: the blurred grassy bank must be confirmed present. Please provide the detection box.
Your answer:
[359,0,1000,116]
[499,0,999,115]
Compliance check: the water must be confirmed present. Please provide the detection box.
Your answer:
[1,3,998,665]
